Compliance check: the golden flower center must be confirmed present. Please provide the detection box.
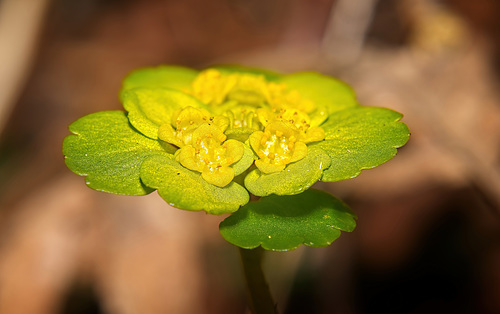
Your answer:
[224,105,261,130]
[249,122,308,173]
[191,69,270,107]
[257,106,325,144]
[192,132,233,171]
[158,106,228,147]
[190,69,316,114]
[177,123,244,187]
[174,69,329,179]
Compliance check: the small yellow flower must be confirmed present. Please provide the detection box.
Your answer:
[191,69,272,107]
[257,106,325,144]
[225,73,270,106]
[268,84,316,114]
[177,123,245,187]
[158,70,331,185]
[191,69,232,106]
[249,121,308,173]
[158,106,228,147]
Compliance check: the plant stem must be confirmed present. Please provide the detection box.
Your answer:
[239,247,278,314]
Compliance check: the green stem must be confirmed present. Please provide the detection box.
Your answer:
[239,247,278,314]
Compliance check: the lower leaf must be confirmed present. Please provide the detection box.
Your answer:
[219,189,356,251]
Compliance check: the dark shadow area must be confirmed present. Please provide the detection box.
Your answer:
[60,280,103,314]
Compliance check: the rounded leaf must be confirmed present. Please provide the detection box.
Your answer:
[244,146,331,196]
[120,65,197,97]
[219,189,356,251]
[279,72,358,115]
[63,111,170,195]
[122,87,207,139]
[140,154,249,215]
[315,106,410,182]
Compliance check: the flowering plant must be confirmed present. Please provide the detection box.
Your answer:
[63,65,409,251]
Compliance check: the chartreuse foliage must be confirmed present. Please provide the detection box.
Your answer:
[63,65,409,251]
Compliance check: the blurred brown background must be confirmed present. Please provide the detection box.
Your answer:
[1,0,500,313]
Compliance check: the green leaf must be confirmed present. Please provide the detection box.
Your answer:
[232,144,256,176]
[63,111,169,195]
[120,65,197,97]
[279,72,358,115]
[244,146,331,196]
[122,87,207,139]
[219,189,356,251]
[314,106,410,182]
[140,154,249,214]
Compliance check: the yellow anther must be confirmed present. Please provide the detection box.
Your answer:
[218,133,227,142]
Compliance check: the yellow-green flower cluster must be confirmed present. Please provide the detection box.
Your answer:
[64,64,409,214]
[157,68,327,186]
